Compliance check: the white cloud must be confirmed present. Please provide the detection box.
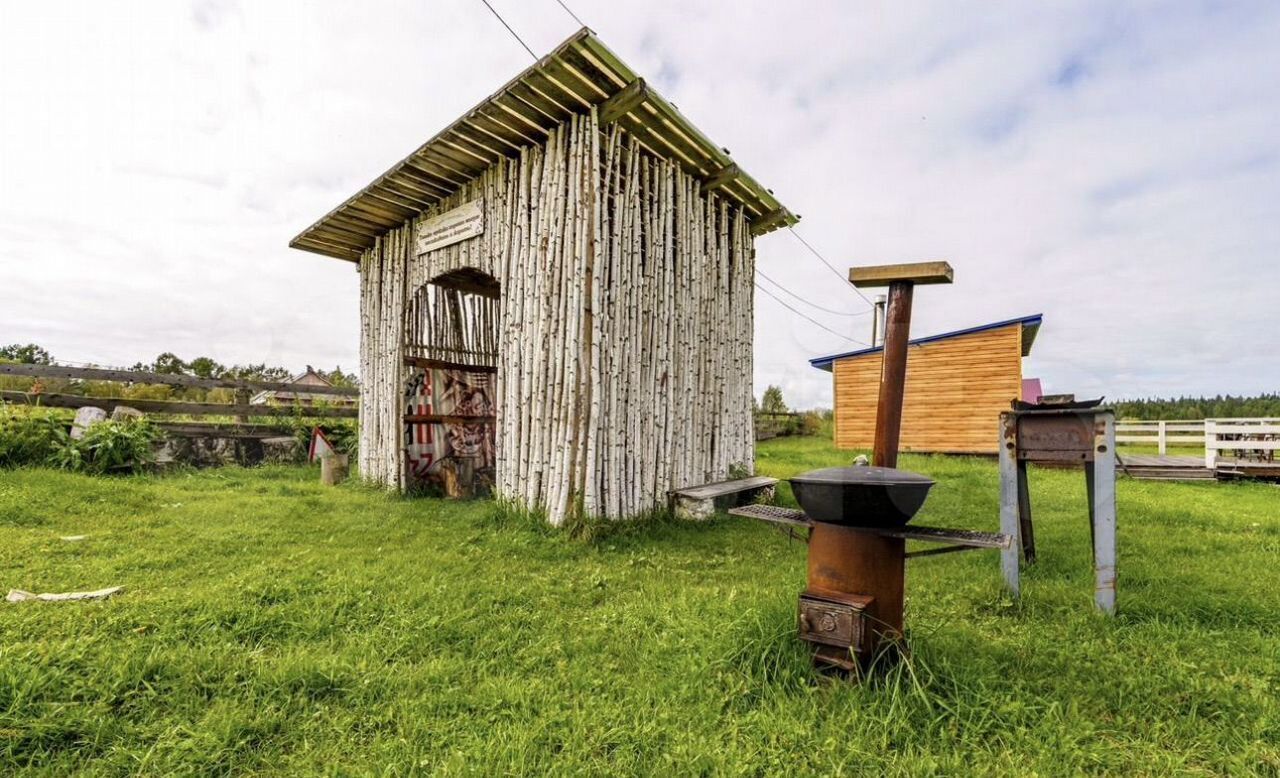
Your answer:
[1,0,1276,406]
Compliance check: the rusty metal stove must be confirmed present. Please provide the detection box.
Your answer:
[730,259,1013,675]
[730,498,1011,674]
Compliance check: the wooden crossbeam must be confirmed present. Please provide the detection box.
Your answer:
[849,261,954,288]
[599,78,649,125]
[402,357,499,374]
[699,163,740,196]
[403,414,497,425]
[749,207,795,236]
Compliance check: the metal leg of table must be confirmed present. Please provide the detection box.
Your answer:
[1084,463,1096,563]
[998,414,1021,597]
[1092,414,1117,615]
[1016,459,1036,563]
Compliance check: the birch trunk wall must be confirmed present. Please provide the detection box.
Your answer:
[357,109,756,524]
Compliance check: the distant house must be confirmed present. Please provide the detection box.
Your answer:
[810,314,1043,455]
[250,366,356,407]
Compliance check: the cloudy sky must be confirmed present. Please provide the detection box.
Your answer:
[1,1,1276,408]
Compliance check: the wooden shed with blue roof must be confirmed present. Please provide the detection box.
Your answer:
[811,314,1043,455]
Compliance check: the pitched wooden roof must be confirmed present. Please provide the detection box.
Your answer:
[289,27,798,262]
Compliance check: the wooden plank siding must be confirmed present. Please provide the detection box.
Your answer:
[832,323,1023,454]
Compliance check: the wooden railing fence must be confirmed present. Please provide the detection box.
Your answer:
[1204,418,1280,468]
[1116,417,1280,468]
[1115,420,1205,454]
[755,411,803,441]
[0,363,358,420]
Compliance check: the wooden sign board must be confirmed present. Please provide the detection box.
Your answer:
[416,200,484,254]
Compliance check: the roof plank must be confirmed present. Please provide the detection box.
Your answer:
[289,27,795,261]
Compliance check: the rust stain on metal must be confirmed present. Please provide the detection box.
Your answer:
[1017,412,1096,462]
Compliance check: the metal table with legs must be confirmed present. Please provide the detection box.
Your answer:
[999,408,1117,614]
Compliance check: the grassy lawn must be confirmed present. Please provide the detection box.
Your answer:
[2,437,1278,775]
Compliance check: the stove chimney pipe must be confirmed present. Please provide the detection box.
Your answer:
[847,262,954,469]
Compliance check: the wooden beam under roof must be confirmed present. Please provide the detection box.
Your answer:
[700,164,740,196]
[749,208,797,236]
[599,79,648,125]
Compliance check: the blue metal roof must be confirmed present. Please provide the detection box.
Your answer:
[809,314,1043,372]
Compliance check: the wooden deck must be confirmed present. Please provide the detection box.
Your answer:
[1118,454,1280,481]
[1118,454,1215,481]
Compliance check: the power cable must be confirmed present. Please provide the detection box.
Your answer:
[756,269,872,318]
[787,226,877,309]
[477,0,538,60]
[755,283,870,346]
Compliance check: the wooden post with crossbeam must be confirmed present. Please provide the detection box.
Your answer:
[848,261,954,469]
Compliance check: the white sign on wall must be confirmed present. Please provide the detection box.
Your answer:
[416,199,485,254]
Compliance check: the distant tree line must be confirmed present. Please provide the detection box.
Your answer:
[123,351,357,388]
[0,343,53,365]
[1,342,358,402]
[754,384,830,437]
[1111,393,1280,420]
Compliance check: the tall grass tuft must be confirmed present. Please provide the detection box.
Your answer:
[0,403,64,468]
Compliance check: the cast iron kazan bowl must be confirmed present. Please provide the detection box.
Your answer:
[789,466,935,527]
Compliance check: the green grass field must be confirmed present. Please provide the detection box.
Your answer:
[2,437,1278,775]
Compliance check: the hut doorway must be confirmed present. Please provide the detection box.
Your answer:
[402,268,500,496]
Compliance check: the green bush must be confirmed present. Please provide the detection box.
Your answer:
[0,404,64,467]
[45,417,163,474]
[800,411,824,436]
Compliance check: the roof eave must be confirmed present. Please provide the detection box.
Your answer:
[289,27,797,262]
[809,314,1045,371]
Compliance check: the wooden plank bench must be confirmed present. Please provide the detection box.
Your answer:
[671,476,778,520]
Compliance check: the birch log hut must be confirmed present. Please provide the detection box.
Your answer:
[290,28,798,524]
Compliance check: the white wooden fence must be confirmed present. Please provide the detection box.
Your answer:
[1204,418,1280,469]
[1115,420,1205,455]
[1118,418,1280,466]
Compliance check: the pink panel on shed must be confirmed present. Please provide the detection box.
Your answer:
[1021,378,1043,404]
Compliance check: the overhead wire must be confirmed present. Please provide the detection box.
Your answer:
[754,283,870,346]
[471,1,871,347]
[787,226,877,309]
[756,269,872,318]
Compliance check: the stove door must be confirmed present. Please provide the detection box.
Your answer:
[798,592,871,649]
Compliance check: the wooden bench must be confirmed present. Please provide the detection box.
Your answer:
[671,476,778,520]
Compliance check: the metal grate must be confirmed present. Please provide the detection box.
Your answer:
[727,504,811,526]
[729,504,1011,550]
